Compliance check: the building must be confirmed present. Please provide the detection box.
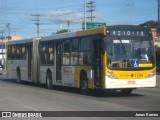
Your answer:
[150,28,160,47]
[151,28,157,39]
[0,36,22,64]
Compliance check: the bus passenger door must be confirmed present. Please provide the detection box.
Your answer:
[27,45,32,79]
[55,42,62,83]
[92,40,102,87]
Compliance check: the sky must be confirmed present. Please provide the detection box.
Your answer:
[0,0,157,39]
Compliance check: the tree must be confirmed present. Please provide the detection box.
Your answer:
[56,29,69,34]
[139,21,159,28]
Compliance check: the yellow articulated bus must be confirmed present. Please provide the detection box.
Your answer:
[6,25,156,95]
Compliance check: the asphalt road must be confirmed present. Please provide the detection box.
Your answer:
[0,78,159,120]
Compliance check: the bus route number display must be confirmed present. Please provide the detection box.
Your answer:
[108,30,148,37]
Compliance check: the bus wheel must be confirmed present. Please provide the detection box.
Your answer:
[46,72,53,89]
[17,70,21,84]
[121,89,133,95]
[80,75,89,95]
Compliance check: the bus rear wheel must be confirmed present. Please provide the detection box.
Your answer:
[80,75,89,95]
[121,89,133,95]
[46,72,53,89]
[17,70,21,84]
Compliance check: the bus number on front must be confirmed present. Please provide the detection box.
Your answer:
[134,73,143,77]
[110,30,145,37]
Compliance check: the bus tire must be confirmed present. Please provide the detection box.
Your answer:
[17,69,21,84]
[80,74,89,95]
[46,72,53,89]
[121,89,133,95]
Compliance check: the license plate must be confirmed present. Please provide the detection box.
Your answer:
[127,81,135,84]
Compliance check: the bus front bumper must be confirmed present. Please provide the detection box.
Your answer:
[104,76,156,89]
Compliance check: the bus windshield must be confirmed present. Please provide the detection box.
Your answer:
[107,39,154,69]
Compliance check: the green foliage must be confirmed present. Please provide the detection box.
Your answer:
[56,29,69,34]
[139,21,159,28]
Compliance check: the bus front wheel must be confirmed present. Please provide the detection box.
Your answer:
[46,72,53,89]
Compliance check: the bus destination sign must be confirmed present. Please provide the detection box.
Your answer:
[107,30,150,37]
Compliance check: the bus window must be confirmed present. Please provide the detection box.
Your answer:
[16,46,20,59]
[71,38,79,65]
[79,37,91,65]
[7,46,11,59]
[41,43,47,65]
[63,39,70,65]
[21,45,26,59]
[11,46,15,59]
[80,37,90,51]
[47,42,54,65]
[79,52,91,65]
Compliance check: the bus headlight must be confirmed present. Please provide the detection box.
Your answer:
[106,70,118,79]
[145,70,156,78]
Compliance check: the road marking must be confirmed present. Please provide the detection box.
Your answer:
[22,105,38,110]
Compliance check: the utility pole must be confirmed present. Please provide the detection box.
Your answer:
[158,0,160,36]
[0,31,4,39]
[0,31,4,64]
[127,1,133,24]
[32,14,40,37]
[67,20,70,32]
[87,1,95,22]
[6,23,10,40]
[84,0,86,30]
[3,0,7,74]
[59,17,63,30]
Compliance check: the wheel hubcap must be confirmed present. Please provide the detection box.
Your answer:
[82,80,87,90]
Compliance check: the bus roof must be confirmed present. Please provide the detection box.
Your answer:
[7,38,33,45]
[7,26,106,45]
[41,26,106,42]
